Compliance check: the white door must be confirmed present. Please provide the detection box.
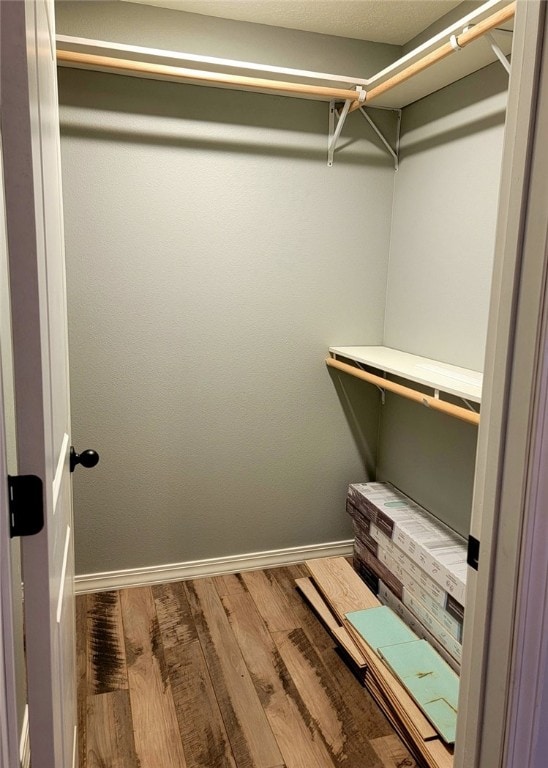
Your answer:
[0,165,19,768]
[1,0,77,766]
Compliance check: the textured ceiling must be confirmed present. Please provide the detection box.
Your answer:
[121,0,466,45]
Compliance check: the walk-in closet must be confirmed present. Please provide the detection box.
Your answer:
[1,1,547,767]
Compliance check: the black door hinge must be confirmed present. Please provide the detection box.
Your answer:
[8,475,44,537]
[467,535,480,571]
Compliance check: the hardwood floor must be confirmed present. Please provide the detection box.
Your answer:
[77,564,418,768]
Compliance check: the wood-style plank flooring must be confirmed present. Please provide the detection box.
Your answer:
[77,564,418,768]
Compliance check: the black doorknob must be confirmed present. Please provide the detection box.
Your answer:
[70,447,100,473]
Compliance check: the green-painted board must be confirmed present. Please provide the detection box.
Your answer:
[345,606,417,650]
[379,639,459,744]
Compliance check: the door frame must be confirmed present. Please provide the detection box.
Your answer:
[456,1,548,766]
[0,391,18,768]
[0,1,546,767]
[0,75,21,768]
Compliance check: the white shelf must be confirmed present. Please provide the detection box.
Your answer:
[55,1,513,111]
[329,346,482,403]
[367,0,514,109]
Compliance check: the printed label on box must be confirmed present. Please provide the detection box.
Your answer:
[348,481,467,605]
[373,538,464,642]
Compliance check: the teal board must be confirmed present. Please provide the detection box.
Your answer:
[379,639,459,744]
[345,605,417,651]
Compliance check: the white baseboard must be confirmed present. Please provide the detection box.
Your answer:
[74,539,353,594]
[20,705,30,768]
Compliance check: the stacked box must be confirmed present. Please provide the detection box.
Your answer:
[378,581,460,674]
[348,481,467,604]
[348,482,466,669]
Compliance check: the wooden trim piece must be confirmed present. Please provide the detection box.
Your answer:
[74,540,354,594]
[295,577,367,668]
[303,557,455,767]
[305,557,381,622]
[344,621,438,743]
[56,49,364,103]
[295,577,341,635]
[371,734,419,768]
[326,356,480,425]
[350,1,515,110]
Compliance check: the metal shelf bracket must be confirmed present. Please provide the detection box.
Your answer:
[485,31,511,74]
[358,106,402,170]
[328,87,365,166]
[328,99,351,167]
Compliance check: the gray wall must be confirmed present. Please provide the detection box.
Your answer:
[57,2,397,575]
[383,62,508,371]
[57,1,508,573]
[378,62,508,536]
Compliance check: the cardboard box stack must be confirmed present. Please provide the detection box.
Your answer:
[347,481,467,673]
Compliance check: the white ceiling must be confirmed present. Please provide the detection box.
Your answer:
[122,0,466,46]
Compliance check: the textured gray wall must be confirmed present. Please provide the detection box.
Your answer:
[55,0,399,76]
[383,62,508,371]
[57,3,397,575]
[57,1,507,573]
[378,62,508,535]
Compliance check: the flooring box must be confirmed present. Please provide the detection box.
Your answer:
[354,535,463,656]
[378,581,461,674]
[371,529,464,642]
[347,482,467,605]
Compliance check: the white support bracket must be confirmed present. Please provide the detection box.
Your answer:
[358,106,402,170]
[328,98,352,167]
[461,397,480,414]
[463,23,512,76]
[485,31,511,74]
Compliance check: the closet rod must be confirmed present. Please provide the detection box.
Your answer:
[326,357,480,426]
[55,49,365,104]
[350,1,515,110]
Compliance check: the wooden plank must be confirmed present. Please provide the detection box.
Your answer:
[423,739,454,768]
[152,582,237,768]
[303,559,438,746]
[371,735,419,768]
[275,566,394,742]
[267,565,336,656]
[86,690,139,768]
[75,595,87,768]
[120,586,187,768]
[185,577,284,768]
[295,577,340,634]
[344,622,438,742]
[221,588,337,768]
[272,628,385,768]
[305,557,380,621]
[241,569,302,632]
[379,640,459,744]
[212,573,247,597]
[296,577,367,669]
[86,590,127,694]
[331,626,368,669]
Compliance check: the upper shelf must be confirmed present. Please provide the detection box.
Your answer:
[364,0,514,108]
[56,0,514,111]
[328,346,483,403]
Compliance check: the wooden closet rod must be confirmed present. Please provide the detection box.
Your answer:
[350,1,515,110]
[326,357,480,426]
[57,2,514,109]
[55,49,365,104]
